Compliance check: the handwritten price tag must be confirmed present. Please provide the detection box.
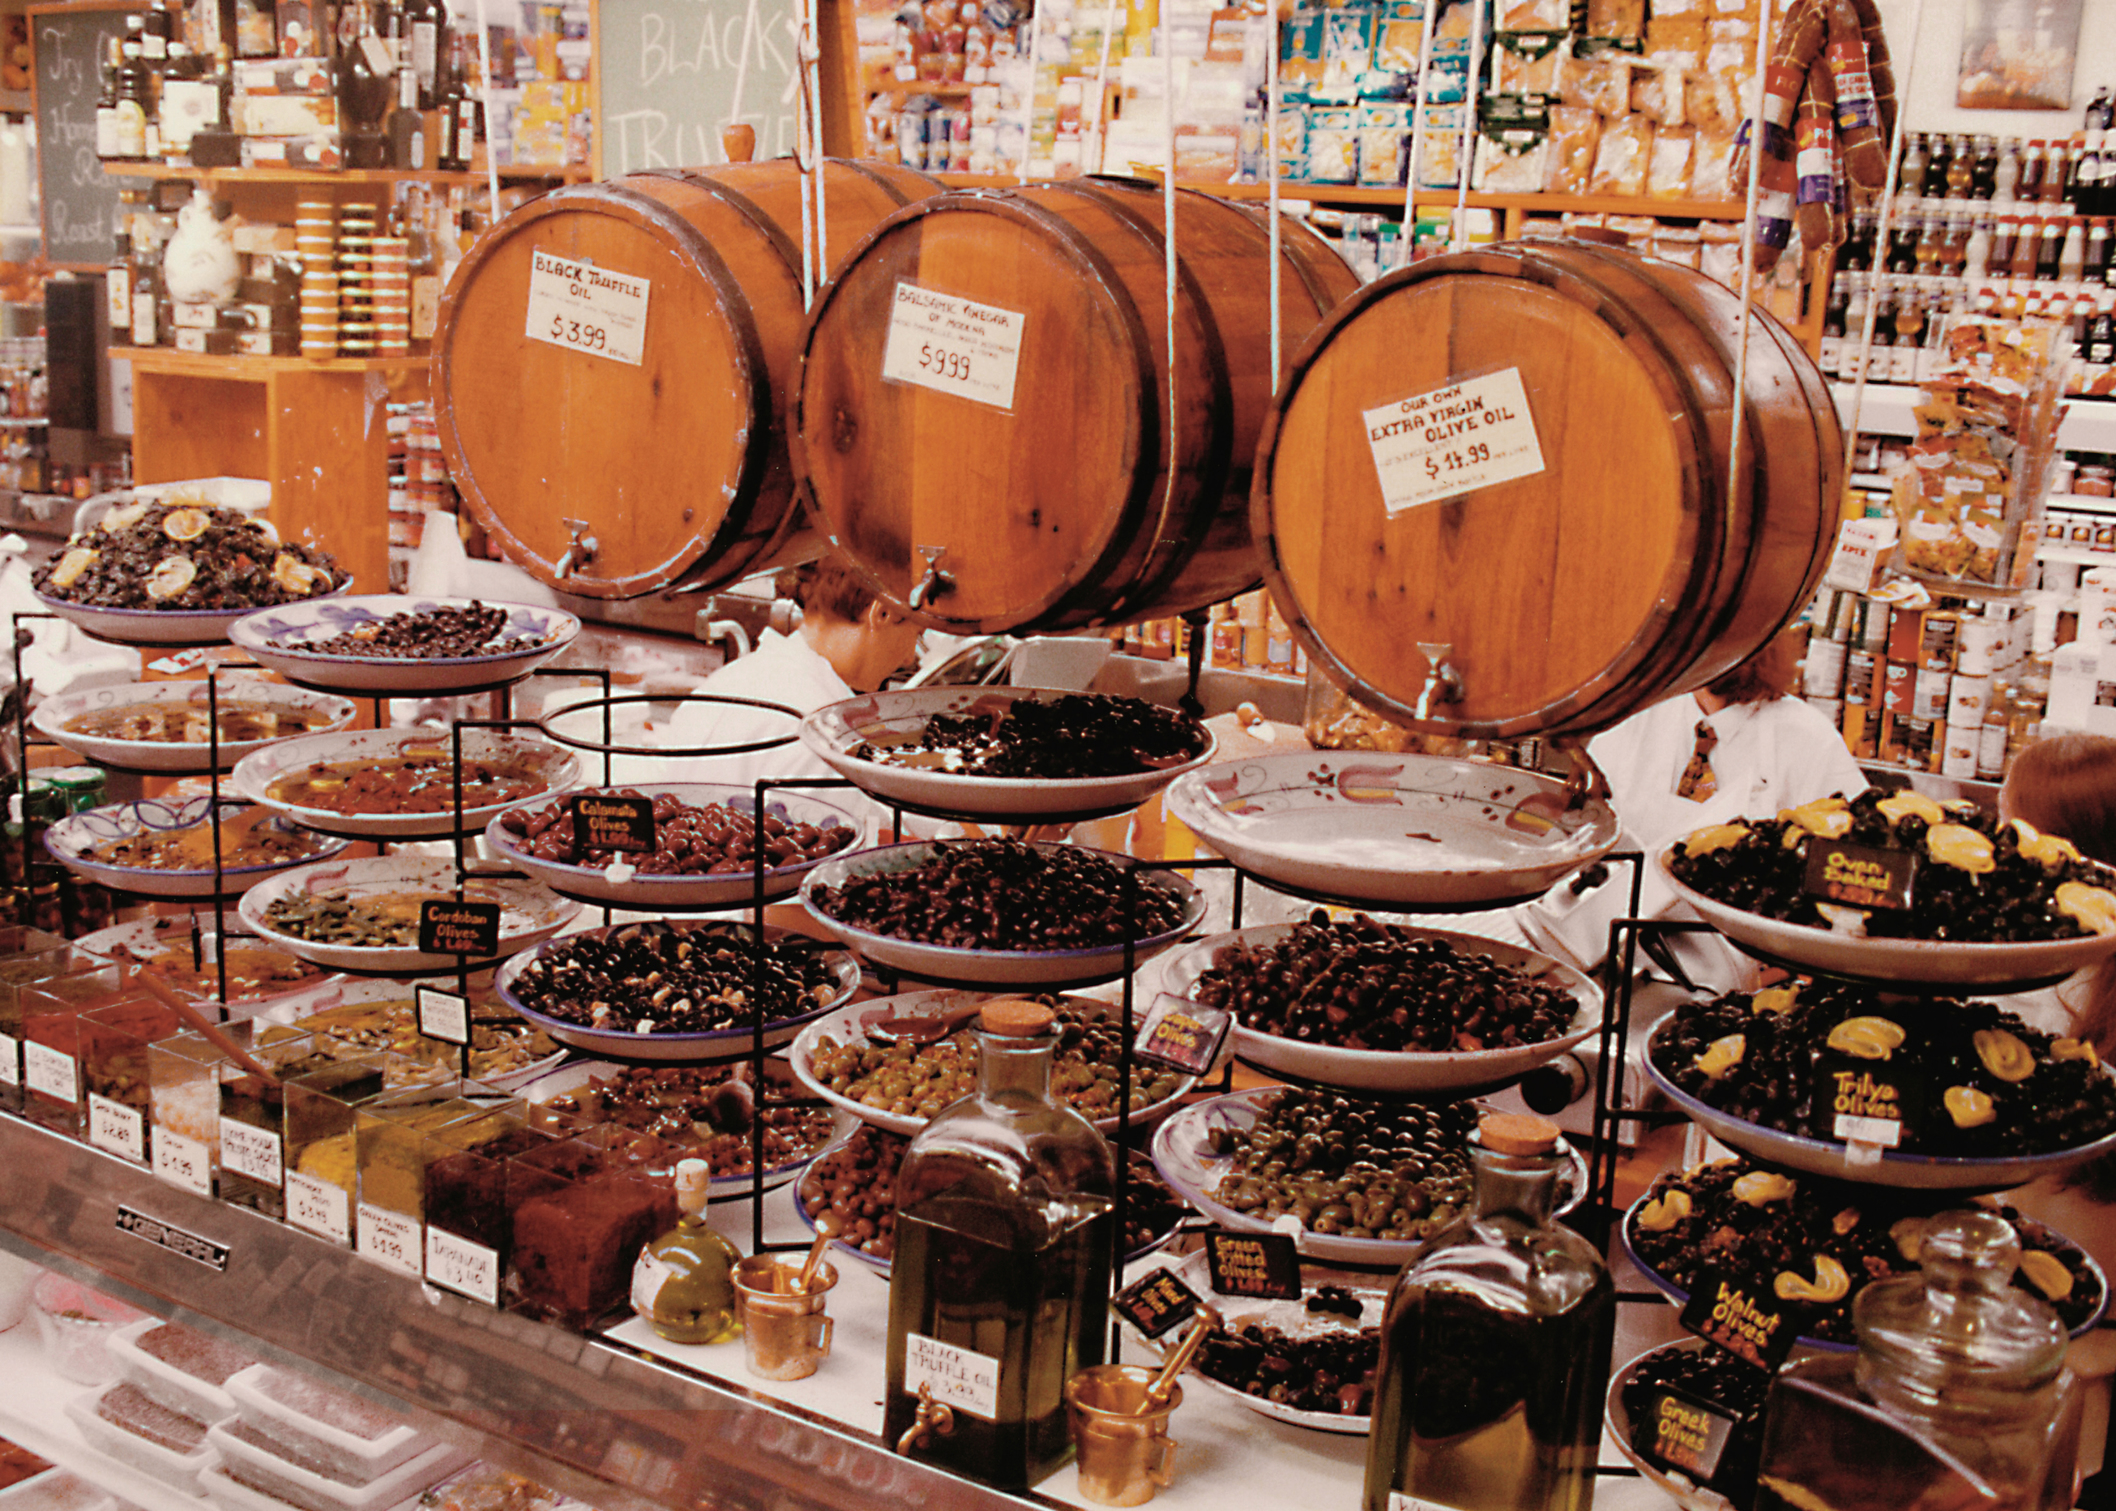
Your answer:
[902,1332,999,1421]
[89,1093,147,1164]
[357,1204,424,1277]
[0,1030,18,1087]
[1363,367,1547,516]
[285,1171,350,1246]
[221,1120,283,1187]
[880,282,1027,411]
[154,1128,213,1197]
[524,249,650,366]
[425,1226,499,1305]
[23,1042,74,1105]
[416,985,469,1047]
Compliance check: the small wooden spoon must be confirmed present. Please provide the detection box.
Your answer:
[135,972,281,1084]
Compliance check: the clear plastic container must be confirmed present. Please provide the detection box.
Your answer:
[205,1425,466,1511]
[107,1317,254,1422]
[30,1273,145,1385]
[223,1365,430,1483]
[0,1470,116,1511]
[65,1382,216,1493]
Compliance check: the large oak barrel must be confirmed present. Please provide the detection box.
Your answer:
[1253,239,1840,739]
[793,180,1360,633]
[432,159,941,599]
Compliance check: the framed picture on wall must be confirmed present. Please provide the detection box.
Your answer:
[1957,0,2082,110]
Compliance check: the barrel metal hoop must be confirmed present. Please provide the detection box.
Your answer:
[835,158,948,206]
[638,168,806,277]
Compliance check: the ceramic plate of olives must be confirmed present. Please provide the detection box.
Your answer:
[1643,1002,2116,1191]
[1605,1340,1768,1511]
[1618,1160,2109,1347]
[231,726,581,840]
[1162,752,1619,908]
[45,797,349,899]
[1151,917,1602,1093]
[238,854,583,973]
[493,919,860,1062]
[484,783,867,910]
[229,595,581,693]
[799,687,1215,822]
[31,678,358,774]
[787,992,1198,1136]
[1148,1085,1587,1267]
[262,975,566,1091]
[799,838,1206,987]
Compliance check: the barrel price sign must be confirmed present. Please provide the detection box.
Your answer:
[524,250,651,366]
[1363,367,1548,516]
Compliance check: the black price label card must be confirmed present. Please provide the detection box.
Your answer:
[1636,1386,1738,1483]
[1802,839,1917,911]
[1809,1047,1921,1149]
[1112,1266,1205,1340]
[1679,1268,1797,1373]
[569,793,657,858]
[418,899,501,957]
[1205,1229,1302,1300]
[415,985,470,1046]
[1135,992,1232,1077]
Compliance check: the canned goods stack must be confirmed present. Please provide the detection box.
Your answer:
[336,205,379,358]
[295,199,337,358]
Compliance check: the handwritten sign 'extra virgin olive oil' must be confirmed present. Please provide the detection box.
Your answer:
[1363,367,1547,516]
[419,900,500,957]
[1803,839,1918,911]
[1680,1269,1797,1372]
[524,250,651,366]
[880,282,1027,411]
[569,793,657,857]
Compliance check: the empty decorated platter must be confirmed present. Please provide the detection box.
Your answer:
[1148,1085,1586,1267]
[229,725,580,840]
[1660,845,2116,992]
[493,919,860,1062]
[237,854,582,972]
[799,839,1205,987]
[1150,920,1602,1093]
[31,679,358,773]
[1161,752,1618,908]
[484,783,868,909]
[787,991,1197,1135]
[44,798,348,899]
[228,595,580,693]
[799,686,1215,821]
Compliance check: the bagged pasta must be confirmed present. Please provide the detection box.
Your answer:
[1586,0,1646,38]
[1589,112,1653,195]
[1306,107,1360,183]
[1544,104,1601,193]
[1416,103,1464,186]
[1648,125,1694,195]
[1643,18,1708,62]
[1373,0,1425,74]
[1562,52,1635,115]
[1687,60,1744,130]
[1493,32,1566,93]
[1629,63,1686,124]
[1651,228,1705,267]
[1500,0,1566,26]
[1435,0,1475,38]
[1474,98,1550,192]
[1359,103,1412,184]
[1690,125,1735,196]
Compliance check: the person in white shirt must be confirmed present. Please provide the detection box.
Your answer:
[658,555,924,836]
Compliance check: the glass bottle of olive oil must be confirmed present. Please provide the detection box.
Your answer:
[630,1158,741,1343]
[1364,1114,1614,1511]
[884,1000,1116,1490]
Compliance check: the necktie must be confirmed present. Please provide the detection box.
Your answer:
[1675,719,1719,802]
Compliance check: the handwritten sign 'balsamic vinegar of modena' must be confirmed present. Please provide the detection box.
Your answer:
[1363,367,1548,516]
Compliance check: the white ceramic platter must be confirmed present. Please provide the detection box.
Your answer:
[31,679,358,773]
[33,583,348,648]
[259,974,568,1092]
[483,783,869,910]
[786,992,1197,1135]
[799,840,1205,987]
[230,725,580,840]
[493,920,859,1062]
[72,915,341,1012]
[1161,751,1619,907]
[1127,1247,1381,1435]
[1641,1015,2116,1190]
[1148,1086,1586,1267]
[237,854,581,972]
[44,798,348,899]
[1659,846,2116,990]
[1152,922,1602,1093]
[228,595,580,692]
[799,686,1215,821]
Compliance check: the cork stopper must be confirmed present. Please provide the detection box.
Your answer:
[979,1000,1056,1037]
[1479,1112,1560,1156]
[675,1157,711,1215]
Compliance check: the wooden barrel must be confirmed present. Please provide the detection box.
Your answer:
[793,180,1361,633]
[432,159,942,600]
[1252,239,1841,739]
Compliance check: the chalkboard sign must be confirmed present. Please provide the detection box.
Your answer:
[594,0,801,175]
[30,1,138,269]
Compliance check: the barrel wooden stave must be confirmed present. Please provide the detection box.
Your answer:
[432,160,940,600]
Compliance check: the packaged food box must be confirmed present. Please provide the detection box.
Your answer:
[108,1318,256,1422]
[224,1366,431,1484]
[65,1383,216,1494]
[0,1470,116,1511]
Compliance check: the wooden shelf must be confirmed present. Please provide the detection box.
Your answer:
[103,162,487,185]
[110,346,430,377]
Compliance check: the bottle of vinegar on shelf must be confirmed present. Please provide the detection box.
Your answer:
[1363,1114,1614,1511]
[884,999,1115,1491]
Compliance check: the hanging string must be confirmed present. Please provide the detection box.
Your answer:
[726,0,760,160]
[1401,0,1440,244]
[1725,0,1778,528]
[1090,0,1121,175]
[1266,1,1281,390]
[1839,0,1924,483]
[802,0,829,287]
[1449,0,1484,250]
[1163,6,1179,484]
[471,0,499,221]
[1017,0,1047,182]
